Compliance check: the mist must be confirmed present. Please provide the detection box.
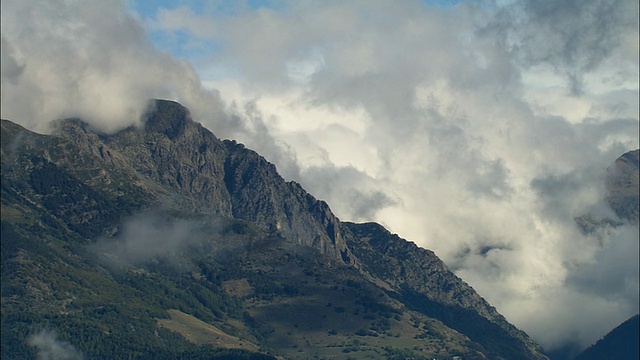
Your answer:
[28,329,83,360]
[92,210,199,266]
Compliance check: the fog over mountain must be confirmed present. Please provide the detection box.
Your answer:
[1,0,638,354]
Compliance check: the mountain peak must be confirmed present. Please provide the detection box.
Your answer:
[143,99,194,140]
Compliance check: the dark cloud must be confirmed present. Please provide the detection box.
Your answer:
[301,165,396,221]
[569,225,639,302]
[0,36,24,83]
[531,168,605,222]
[487,0,639,94]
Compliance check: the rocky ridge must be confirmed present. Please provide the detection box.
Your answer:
[1,99,551,359]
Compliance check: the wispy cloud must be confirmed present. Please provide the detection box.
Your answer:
[28,329,83,360]
[93,209,203,267]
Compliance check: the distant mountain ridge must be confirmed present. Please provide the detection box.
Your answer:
[574,314,639,360]
[0,99,556,359]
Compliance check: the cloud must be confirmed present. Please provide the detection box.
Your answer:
[300,165,396,221]
[28,329,83,360]
[570,225,639,301]
[1,0,170,132]
[0,0,231,136]
[92,208,211,268]
[487,0,639,94]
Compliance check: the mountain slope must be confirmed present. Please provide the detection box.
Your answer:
[344,222,545,359]
[1,99,547,359]
[574,314,639,360]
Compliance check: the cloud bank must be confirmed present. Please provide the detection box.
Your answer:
[2,0,638,354]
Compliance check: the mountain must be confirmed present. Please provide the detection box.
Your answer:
[1,99,549,359]
[575,148,639,236]
[574,314,639,360]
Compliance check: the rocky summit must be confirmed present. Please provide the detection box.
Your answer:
[2,99,552,359]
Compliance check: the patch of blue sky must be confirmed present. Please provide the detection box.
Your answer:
[247,0,288,11]
[127,0,285,19]
[125,0,171,19]
[127,0,207,16]
[148,28,222,62]
[421,0,464,8]
[125,0,287,60]
[125,1,214,61]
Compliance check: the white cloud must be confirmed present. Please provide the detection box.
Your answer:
[0,0,229,135]
[28,329,83,360]
[93,209,203,266]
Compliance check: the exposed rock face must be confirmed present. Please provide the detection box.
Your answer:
[575,149,639,234]
[606,149,639,223]
[46,100,354,262]
[224,141,352,263]
[1,99,550,359]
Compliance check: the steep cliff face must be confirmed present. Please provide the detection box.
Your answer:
[97,100,233,216]
[224,141,353,263]
[1,100,549,359]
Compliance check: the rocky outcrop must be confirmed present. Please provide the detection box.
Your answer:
[606,149,639,223]
[224,140,354,264]
[47,100,354,262]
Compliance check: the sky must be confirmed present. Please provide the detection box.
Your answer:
[1,0,638,355]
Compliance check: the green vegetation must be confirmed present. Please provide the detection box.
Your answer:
[1,217,276,359]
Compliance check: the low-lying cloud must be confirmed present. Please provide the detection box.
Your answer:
[93,210,203,267]
[28,329,83,360]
